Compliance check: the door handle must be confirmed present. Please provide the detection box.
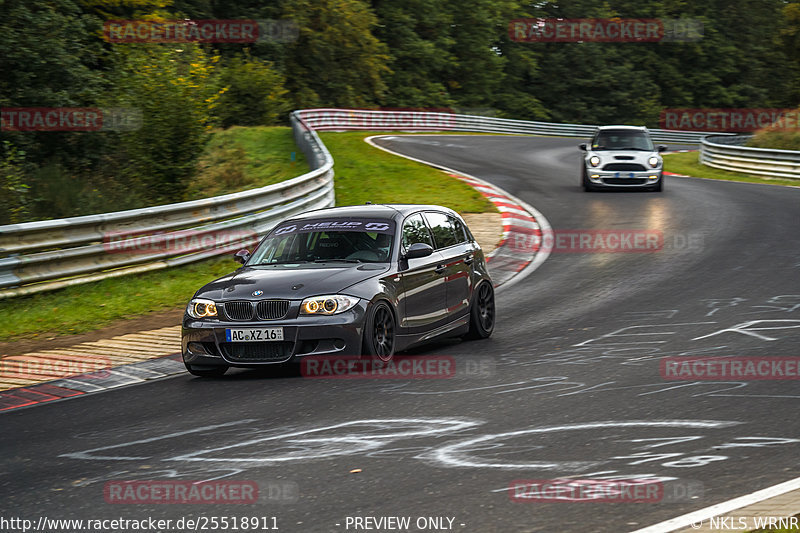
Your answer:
[464,254,474,265]
[434,265,446,274]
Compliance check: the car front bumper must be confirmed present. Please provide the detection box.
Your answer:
[182,301,368,367]
[586,168,663,187]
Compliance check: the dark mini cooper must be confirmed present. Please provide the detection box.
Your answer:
[182,204,495,376]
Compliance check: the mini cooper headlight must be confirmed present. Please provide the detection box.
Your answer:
[187,298,218,318]
[648,156,660,168]
[300,295,360,315]
[589,155,601,167]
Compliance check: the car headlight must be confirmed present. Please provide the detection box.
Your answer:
[589,155,601,167]
[300,295,360,315]
[648,156,660,168]
[187,298,218,319]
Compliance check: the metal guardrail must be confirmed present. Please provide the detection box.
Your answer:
[700,135,800,180]
[0,111,335,298]
[0,107,760,298]
[296,108,719,144]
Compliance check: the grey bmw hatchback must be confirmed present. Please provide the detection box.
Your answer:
[181,204,495,377]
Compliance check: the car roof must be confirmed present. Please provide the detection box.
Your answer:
[287,203,459,222]
[595,125,648,132]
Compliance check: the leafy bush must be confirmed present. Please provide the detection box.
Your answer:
[214,53,290,128]
[0,141,30,224]
[103,44,224,204]
[748,112,800,150]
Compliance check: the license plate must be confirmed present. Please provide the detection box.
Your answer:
[614,172,636,178]
[225,328,284,342]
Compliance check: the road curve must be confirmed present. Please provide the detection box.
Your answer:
[1,135,798,533]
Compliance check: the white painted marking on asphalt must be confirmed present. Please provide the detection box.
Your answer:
[427,420,739,470]
[60,420,255,460]
[169,418,481,464]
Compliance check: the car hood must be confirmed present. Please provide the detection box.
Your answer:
[194,264,390,301]
[587,150,657,163]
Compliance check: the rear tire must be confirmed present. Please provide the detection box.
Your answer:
[185,364,228,377]
[464,281,495,340]
[363,301,396,361]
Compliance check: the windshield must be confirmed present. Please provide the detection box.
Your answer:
[592,130,655,151]
[249,218,395,265]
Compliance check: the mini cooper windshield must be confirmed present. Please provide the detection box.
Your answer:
[249,218,396,265]
[592,129,655,151]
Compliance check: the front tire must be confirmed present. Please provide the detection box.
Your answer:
[363,301,396,361]
[185,364,228,377]
[582,168,595,192]
[465,281,495,340]
[652,177,664,192]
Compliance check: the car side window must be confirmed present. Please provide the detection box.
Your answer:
[448,215,468,244]
[424,211,458,249]
[402,213,434,251]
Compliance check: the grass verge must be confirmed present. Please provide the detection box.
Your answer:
[663,151,799,187]
[2,129,497,343]
[185,126,309,199]
[320,131,495,212]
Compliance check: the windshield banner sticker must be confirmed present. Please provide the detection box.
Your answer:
[271,218,396,236]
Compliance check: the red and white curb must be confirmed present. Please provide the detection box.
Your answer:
[447,173,547,288]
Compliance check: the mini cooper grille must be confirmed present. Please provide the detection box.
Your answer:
[220,342,293,362]
[223,301,253,321]
[256,300,290,320]
[602,163,646,171]
[603,178,648,185]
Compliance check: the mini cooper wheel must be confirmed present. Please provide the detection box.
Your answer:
[185,364,228,377]
[363,301,395,361]
[582,168,595,192]
[652,178,663,192]
[465,281,495,339]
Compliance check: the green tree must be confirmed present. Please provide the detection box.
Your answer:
[280,0,390,108]
[0,142,30,224]
[103,44,223,203]
[215,52,290,128]
[371,0,455,108]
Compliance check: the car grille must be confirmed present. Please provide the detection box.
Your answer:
[603,178,648,185]
[256,300,290,320]
[603,163,646,171]
[223,301,254,321]
[220,342,294,363]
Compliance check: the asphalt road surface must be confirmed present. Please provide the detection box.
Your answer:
[1,135,798,533]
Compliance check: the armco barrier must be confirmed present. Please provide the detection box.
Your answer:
[0,109,731,298]
[296,108,716,144]
[700,135,800,180]
[0,111,334,298]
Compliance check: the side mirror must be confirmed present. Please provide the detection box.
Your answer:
[404,242,434,260]
[657,145,667,152]
[579,143,588,151]
[233,249,251,265]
